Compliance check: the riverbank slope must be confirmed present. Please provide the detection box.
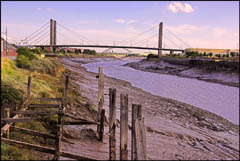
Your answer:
[60,57,239,160]
[124,58,239,87]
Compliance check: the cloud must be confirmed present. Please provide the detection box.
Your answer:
[168,2,194,14]
[36,7,55,12]
[165,24,209,34]
[212,27,227,36]
[115,19,125,24]
[114,18,137,24]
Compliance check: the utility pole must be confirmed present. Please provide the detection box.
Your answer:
[6,27,8,56]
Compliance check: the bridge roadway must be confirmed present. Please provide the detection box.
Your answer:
[23,44,185,52]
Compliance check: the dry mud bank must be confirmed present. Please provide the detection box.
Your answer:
[60,57,239,160]
[124,59,239,88]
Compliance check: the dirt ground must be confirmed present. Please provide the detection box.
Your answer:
[59,57,239,160]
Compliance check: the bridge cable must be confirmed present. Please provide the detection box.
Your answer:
[57,22,98,45]
[27,25,50,44]
[132,33,158,46]
[165,29,191,48]
[118,24,158,45]
[29,30,50,45]
[163,35,183,49]
[23,21,49,41]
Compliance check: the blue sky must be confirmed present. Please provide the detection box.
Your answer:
[1,1,239,52]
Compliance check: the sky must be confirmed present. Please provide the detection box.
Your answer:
[1,1,239,53]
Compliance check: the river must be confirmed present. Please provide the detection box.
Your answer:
[82,58,239,125]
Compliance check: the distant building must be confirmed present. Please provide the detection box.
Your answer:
[185,48,231,55]
[1,37,18,57]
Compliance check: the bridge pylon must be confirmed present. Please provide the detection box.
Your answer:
[158,22,163,58]
[50,19,57,52]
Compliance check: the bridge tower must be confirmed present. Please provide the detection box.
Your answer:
[158,22,163,58]
[50,19,57,52]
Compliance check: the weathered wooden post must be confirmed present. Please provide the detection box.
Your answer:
[99,109,105,142]
[53,75,68,160]
[3,108,10,139]
[54,104,63,160]
[109,88,116,160]
[64,75,69,104]
[97,67,104,136]
[120,94,128,160]
[131,104,147,160]
[27,76,32,99]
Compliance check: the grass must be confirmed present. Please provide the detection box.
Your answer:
[1,56,65,160]
[1,52,99,160]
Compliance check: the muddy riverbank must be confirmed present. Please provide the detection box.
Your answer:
[59,57,239,160]
[124,58,239,88]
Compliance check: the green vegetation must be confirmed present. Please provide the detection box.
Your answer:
[83,49,97,55]
[1,46,97,160]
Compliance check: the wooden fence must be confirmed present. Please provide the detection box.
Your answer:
[1,66,147,160]
[96,67,147,160]
[1,75,101,160]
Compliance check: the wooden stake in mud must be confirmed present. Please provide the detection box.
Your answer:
[99,109,105,142]
[98,67,104,104]
[97,67,104,136]
[64,75,69,105]
[27,76,32,98]
[109,88,116,160]
[3,108,10,139]
[53,104,63,160]
[131,104,147,160]
[120,94,128,160]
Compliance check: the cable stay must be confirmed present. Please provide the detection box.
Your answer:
[165,29,191,48]
[118,24,158,45]
[57,22,98,45]
[24,21,49,41]
[27,25,50,44]
[132,33,158,46]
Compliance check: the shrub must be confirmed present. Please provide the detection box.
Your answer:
[147,54,158,59]
[17,47,37,60]
[209,52,213,57]
[16,55,31,69]
[31,48,42,55]
[1,81,23,107]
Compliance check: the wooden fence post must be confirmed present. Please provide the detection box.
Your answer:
[64,75,69,105]
[120,94,128,160]
[131,104,147,160]
[53,104,63,160]
[3,108,10,139]
[27,76,32,99]
[109,88,116,160]
[99,109,105,142]
[98,67,104,104]
[97,67,104,136]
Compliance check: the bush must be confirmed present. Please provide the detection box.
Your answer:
[215,54,221,58]
[83,49,97,55]
[31,48,42,55]
[16,55,31,69]
[147,54,158,59]
[17,47,37,60]
[209,52,213,57]
[1,81,23,107]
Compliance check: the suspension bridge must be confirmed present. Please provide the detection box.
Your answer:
[16,19,192,57]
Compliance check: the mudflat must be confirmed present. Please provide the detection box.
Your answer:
[60,57,239,160]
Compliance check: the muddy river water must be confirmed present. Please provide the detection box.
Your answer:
[82,58,239,125]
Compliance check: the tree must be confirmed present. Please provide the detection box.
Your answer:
[230,52,235,57]
[215,54,221,58]
[209,52,213,57]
